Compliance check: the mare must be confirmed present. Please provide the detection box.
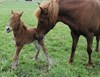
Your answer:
[6,11,50,70]
[34,0,100,67]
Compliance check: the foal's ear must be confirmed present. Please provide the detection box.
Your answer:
[11,10,14,14]
[37,2,40,5]
[19,12,24,17]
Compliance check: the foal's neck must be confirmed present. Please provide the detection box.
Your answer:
[13,20,27,37]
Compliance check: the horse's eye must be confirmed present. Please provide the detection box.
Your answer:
[44,12,48,15]
[40,18,44,23]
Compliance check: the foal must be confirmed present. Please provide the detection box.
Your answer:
[6,11,50,70]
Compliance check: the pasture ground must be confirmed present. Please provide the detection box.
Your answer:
[0,0,100,77]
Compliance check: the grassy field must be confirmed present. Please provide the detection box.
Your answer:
[0,0,100,77]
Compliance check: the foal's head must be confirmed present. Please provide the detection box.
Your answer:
[6,10,23,33]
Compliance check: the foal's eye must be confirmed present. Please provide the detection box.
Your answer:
[10,17,13,21]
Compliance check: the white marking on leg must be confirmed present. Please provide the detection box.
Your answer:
[33,40,41,60]
[12,59,18,70]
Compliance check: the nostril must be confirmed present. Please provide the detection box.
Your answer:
[7,28,10,31]
[6,27,10,33]
[36,35,44,41]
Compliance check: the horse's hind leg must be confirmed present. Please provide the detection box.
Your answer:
[38,40,51,70]
[12,45,23,70]
[86,33,94,68]
[95,36,100,52]
[69,31,80,63]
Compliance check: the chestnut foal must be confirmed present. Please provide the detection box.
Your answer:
[6,11,50,70]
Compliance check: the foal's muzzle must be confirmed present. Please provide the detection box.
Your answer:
[6,26,12,33]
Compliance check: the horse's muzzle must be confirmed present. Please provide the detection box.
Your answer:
[36,35,44,41]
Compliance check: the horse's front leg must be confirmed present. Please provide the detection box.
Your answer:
[38,40,51,70]
[86,33,94,68]
[95,36,100,52]
[12,45,23,70]
[69,31,80,63]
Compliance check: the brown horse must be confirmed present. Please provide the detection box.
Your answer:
[34,0,100,67]
[6,11,51,70]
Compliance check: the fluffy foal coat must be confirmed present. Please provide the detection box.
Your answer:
[6,11,50,70]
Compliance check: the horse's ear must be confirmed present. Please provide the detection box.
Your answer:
[11,10,14,14]
[39,6,44,14]
[19,12,24,17]
[37,2,43,13]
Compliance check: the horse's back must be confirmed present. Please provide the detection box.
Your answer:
[59,0,100,33]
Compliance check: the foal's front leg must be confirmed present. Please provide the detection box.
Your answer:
[12,45,23,70]
[38,40,51,70]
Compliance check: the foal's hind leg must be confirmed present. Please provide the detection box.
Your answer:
[12,45,23,70]
[33,40,41,60]
[69,31,80,63]
[38,40,51,70]
[86,33,94,68]
[95,36,100,52]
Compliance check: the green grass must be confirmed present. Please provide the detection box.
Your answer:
[0,1,100,77]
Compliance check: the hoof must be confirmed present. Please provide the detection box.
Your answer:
[47,64,51,71]
[86,64,93,69]
[67,59,73,64]
[95,49,99,52]
[32,57,38,61]
[12,60,18,70]
[12,63,17,70]
[67,61,71,64]
[12,65,17,70]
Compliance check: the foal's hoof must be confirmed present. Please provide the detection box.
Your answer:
[12,61,18,70]
[12,65,17,70]
[32,57,38,61]
[47,65,51,71]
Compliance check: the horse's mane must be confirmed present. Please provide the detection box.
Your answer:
[34,0,59,24]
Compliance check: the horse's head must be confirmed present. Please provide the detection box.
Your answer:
[36,7,49,40]
[35,1,59,40]
[6,10,23,33]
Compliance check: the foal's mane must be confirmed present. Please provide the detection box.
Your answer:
[20,22,27,30]
[16,20,27,34]
[34,0,59,24]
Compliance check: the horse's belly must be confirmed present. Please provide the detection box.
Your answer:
[94,27,100,36]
